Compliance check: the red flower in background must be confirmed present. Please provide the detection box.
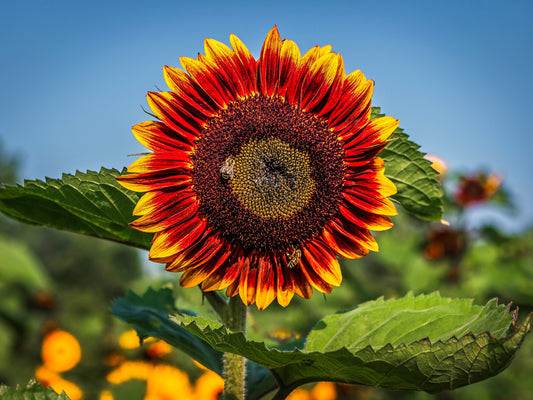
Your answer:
[118,26,399,309]
[454,172,501,207]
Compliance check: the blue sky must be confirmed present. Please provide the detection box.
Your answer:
[2,0,532,231]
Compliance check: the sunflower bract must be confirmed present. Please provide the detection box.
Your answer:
[117,26,399,310]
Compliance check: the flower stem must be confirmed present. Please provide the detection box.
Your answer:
[223,296,247,400]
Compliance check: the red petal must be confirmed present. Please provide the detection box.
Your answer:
[277,39,300,96]
[149,217,207,259]
[146,92,204,138]
[290,268,313,299]
[180,56,233,108]
[201,248,244,291]
[258,26,282,96]
[132,120,193,152]
[127,151,192,174]
[274,255,294,307]
[339,201,394,231]
[300,53,343,113]
[132,190,194,216]
[285,45,324,106]
[163,65,218,115]
[328,216,378,252]
[179,242,232,288]
[130,194,198,233]
[229,33,258,94]
[239,257,257,306]
[299,255,334,293]
[344,188,397,216]
[255,256,277,310]
[204,38,250,99]
[165,231,223,271]
[302,239,342,286]
[328,70,373,131]
[116,170,191,192]
[322,222,369,259]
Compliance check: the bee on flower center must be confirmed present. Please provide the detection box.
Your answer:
[286,248,302,269]
[220,156,235,180]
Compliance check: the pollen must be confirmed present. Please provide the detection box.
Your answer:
[232,138,315,218]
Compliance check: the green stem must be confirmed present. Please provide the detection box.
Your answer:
[222,296,247,400]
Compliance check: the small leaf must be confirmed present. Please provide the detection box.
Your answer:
[0,380,70,399]
[374,107,444,221]
[0,168,151,249]
[174,292,530,394]
[111,287,223,374]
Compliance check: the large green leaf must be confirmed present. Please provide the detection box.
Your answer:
[0,380,70,399]
[111,287,277,400]
[0,168,151,249]
[374,107,444,221]
[174,292,530,395]
[111,287,223,374]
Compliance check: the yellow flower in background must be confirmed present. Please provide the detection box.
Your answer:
[287,388,311,400]
[106,360,153,384]
[107,362,194,400]
[117,329,172,358]
[194,371,224,399]
[118,329,142,349]
[99,390,115,400]
[311,382,337,400]
[41,330,82,372]
[145,340,172,358]
[145,364,194,400]
[287,382,337,400]
[35,365,83,400]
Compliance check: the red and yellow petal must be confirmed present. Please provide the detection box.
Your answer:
[229,33,257,95]
[239,257,258,306]
[132,120,193,152]
[302,239,342,286]
[258,26,283,97]
[149,218,207,259]
[255,256,277,310]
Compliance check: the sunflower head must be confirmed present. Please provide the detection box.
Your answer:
[118,26,399,309]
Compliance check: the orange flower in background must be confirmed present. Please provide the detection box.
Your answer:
[118,25,398,309]
[424,226,467,260]
[99,390,114,400]
[145,340,173,358]
[145,364,194,400]
[287,382,337,400]
[194,371,224,399]
[118,329,142,350]
[454,172,502,207]
[41,330,82,372]
[35,366,83,400]
[106,360,152,384]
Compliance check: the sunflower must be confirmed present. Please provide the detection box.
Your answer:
[118,26,398,309]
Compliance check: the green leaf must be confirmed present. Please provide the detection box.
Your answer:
[0,380,70,399]
[174,292,530,395]
[111,287,223,374]
[111,288,278,400]
[0,168,151,249]
[373,107,444,221]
